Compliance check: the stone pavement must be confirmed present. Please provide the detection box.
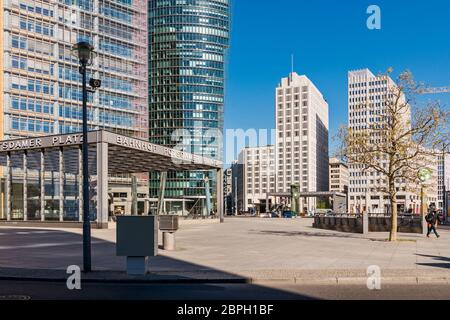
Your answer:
[0,218,449,284]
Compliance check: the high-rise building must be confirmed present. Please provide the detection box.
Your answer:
[275,72,329,211]
[223,167,232,214]
[1,0,148,140]
[236,146,276,213]
[347,69,438,214]
[329,157,349,194]
[0,0,149,220]
[148,0,230,215]
[437,152,450,210]
[230,160,240,214]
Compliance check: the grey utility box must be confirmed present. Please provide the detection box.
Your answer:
[116,216,158,275]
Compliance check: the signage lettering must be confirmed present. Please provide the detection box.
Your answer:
[52,134,83,146]
[2,138,42,151]
[116,136,158,153]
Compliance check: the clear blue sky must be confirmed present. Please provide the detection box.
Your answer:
[225,0,450,154]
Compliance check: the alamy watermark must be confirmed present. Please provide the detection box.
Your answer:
[66,265,81,290]
[367,5,381,30]
[367,265,382,290]
[170,128,277,167]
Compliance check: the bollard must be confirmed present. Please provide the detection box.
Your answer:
[422,215,428,236]
[363,212,369,235]
[163,232,176,251]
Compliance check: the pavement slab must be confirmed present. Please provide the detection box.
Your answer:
[0,218,449,284]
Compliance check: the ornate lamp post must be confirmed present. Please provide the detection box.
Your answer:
[71,42,95,272]
[419,168,432,234]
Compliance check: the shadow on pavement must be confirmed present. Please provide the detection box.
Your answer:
[416,254,450,270]
[0,227,313,300]
[252,229,364,239]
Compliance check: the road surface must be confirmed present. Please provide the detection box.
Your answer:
[1,280,449,300]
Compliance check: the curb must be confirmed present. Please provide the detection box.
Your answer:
[252,277,450,286]
[2,275,448,286]
[0,275,251,285]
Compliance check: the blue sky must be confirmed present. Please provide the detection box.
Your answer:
[224,0,450,154]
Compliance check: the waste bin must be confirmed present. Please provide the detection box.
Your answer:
[159,215,179,251]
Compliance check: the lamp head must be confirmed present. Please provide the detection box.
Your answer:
[418,168,432,183]
[71,41,95,66]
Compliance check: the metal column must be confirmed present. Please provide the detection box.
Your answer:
[40,150,45,221]
[217,168,224,223]
[5,152,11,221]
[97,141,109,229]
[131,175,137,216]
[23,152,28,221]
[59,148,64,222]
[78,147,83,222]
[157,172,167,215]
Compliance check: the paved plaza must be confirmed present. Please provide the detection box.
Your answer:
[0,218,449,283]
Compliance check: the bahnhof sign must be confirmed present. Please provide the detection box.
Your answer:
[0,130,224,228]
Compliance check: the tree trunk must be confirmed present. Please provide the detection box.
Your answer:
[389,194,398,242]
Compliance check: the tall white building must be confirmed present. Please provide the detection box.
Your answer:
[223,167,233,214]
[329,157,349,194]
[237,146,276,213]
[437,153,450,210]
[347,69,437,214]
[275,72,329,211]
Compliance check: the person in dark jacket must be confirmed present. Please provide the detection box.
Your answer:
[425,210,441,238]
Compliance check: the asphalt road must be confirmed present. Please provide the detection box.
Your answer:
[1,280,449,300]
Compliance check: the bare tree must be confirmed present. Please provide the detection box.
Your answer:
[338,70,449,241]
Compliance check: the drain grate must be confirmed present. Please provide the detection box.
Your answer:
[0,295,31,300]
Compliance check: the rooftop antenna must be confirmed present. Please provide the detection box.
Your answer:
[291,54,294,74]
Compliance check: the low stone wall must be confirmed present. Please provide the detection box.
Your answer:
[313,214,423,234]
[313,215,364,234]
[369,215,422,234]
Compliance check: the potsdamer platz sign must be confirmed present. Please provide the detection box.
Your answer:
[0,130,223,228]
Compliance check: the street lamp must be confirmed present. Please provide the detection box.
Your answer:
[418,168,432,233]
[72,41,95,272]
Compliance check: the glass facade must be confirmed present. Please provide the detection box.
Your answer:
[2,0,148,140]
[148,0,230,214]
[0,144,98,222]
[0,0,149,220]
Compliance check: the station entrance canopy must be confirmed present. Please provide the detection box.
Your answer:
[0,130,224,228]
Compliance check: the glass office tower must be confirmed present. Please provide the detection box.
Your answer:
[148,0,230,215]
[0,0,149,221]
[1,0,148,140]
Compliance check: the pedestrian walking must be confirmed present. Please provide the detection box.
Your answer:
[425,210,441,238]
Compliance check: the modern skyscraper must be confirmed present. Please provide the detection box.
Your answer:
[275,72,329,211]
[347,69,438,214]
[148,0,230,215]
[223,167,232,214]
[0,0,149,220]
[1,0,148,140]
[437,152,450,210]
